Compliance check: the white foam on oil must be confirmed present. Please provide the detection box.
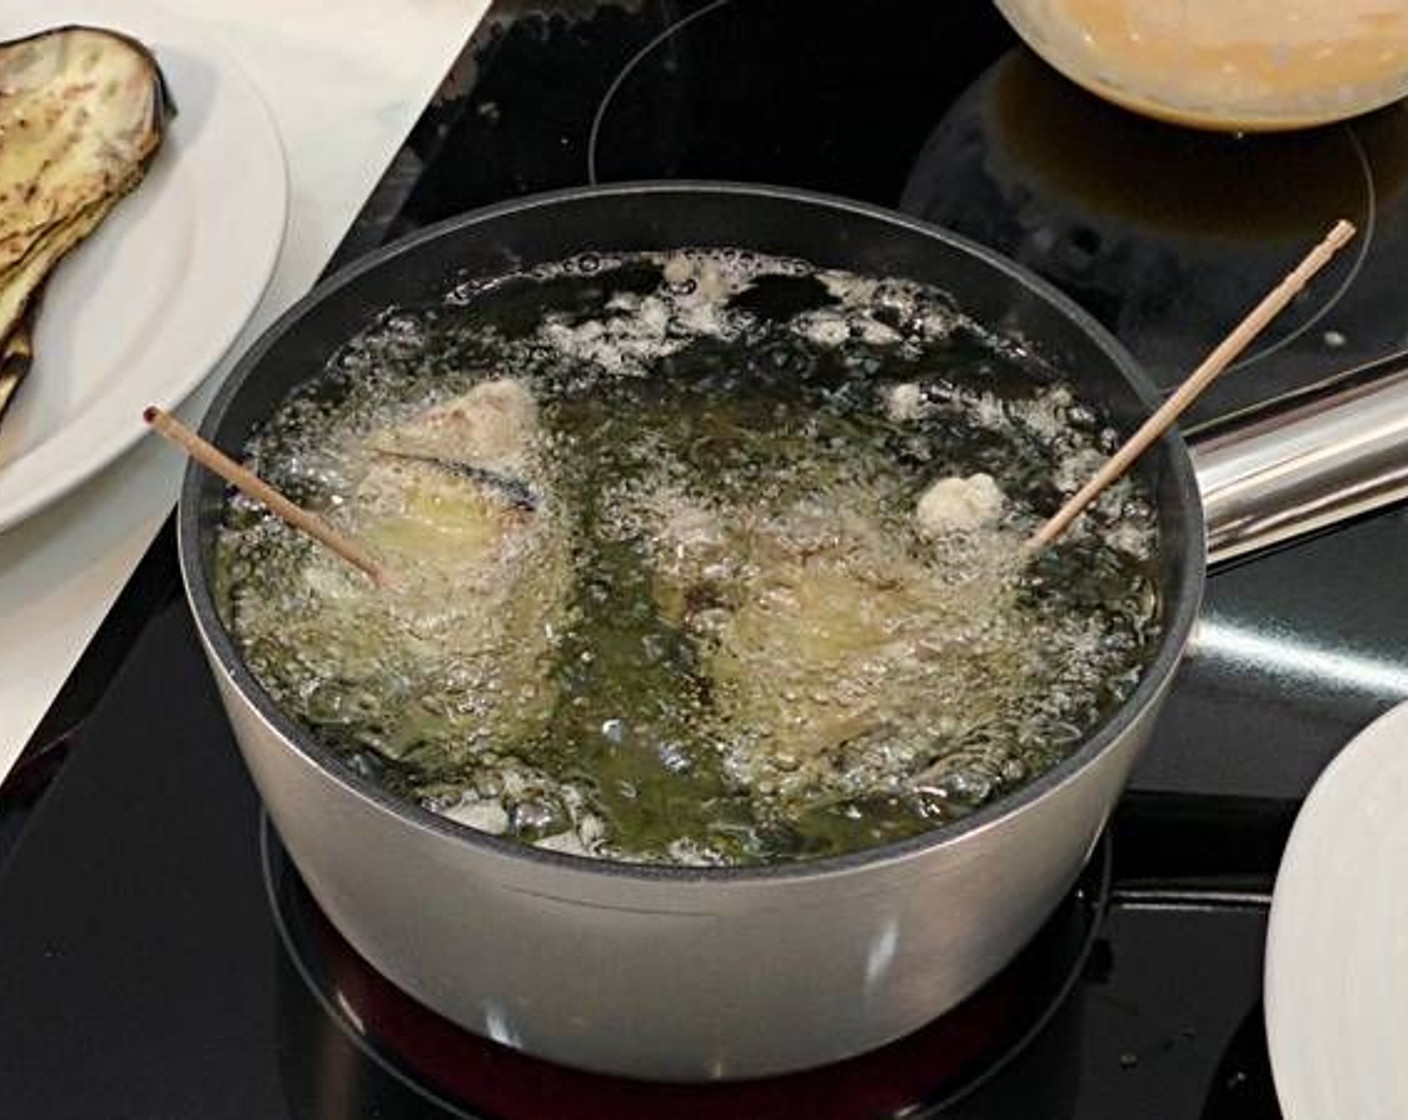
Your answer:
[218,248,1162,866]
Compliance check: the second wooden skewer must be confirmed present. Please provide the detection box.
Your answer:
[1028,218,1358,551]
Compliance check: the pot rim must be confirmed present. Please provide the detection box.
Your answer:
[178,179,1206,885]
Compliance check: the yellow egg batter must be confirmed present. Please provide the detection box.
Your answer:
[996,0,1408,129]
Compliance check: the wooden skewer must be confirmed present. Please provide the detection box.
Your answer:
[1027,218,1358,551]
[144,406,390,588]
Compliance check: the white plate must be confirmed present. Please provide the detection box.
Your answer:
[1265,699,1408,1119]
[0,0,287,531]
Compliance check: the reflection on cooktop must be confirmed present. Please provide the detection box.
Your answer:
[901,49,1408,418]
[269,819,1107,1119]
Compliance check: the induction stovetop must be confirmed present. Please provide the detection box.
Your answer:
[4,3,1407,1117]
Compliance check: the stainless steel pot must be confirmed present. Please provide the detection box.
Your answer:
[176,183,1391,1082]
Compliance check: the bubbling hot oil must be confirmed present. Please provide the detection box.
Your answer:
[216,250,1162,867]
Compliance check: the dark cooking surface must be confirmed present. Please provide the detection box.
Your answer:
[3,1,1407,1116]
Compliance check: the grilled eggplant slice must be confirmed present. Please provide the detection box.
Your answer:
[0,25,171,431]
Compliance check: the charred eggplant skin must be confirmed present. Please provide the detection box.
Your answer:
[0,300,35,424]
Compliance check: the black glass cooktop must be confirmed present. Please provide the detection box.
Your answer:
[4,2,1408,1116]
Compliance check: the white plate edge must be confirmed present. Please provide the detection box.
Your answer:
[0,0,289,530]
[1265,698,1408,1119]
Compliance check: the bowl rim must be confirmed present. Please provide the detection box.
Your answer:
[178,179,1206,884]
